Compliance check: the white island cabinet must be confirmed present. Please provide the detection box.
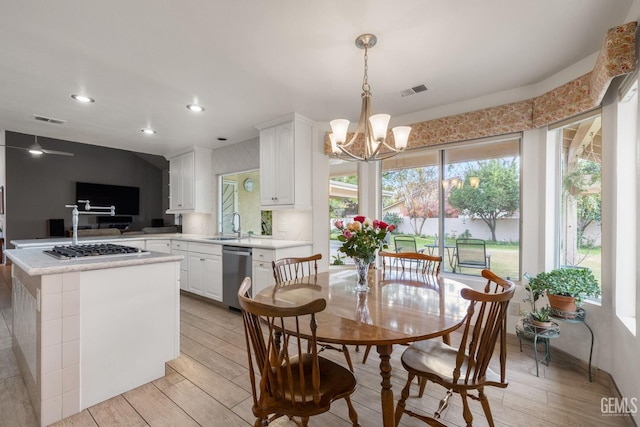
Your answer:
[6,248,181,427]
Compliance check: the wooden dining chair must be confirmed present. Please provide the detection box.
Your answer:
[272,254,354,372]
[237,277,360,427]
[359,251,443,365]
[272,253,321,284]
[394,269,515,427]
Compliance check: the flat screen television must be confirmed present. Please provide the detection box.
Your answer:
[75,182,140,215]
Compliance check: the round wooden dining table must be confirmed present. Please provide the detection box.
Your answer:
[253,268,471,427]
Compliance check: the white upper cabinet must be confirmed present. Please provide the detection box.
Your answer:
[166,147,212,213]
[257,113,313,209]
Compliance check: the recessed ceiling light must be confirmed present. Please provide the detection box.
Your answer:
[187,104,205,112]
[217,137,227,141]
[141,128,156,135]
[71,94,95,103]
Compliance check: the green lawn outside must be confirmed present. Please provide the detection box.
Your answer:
[330,232,602,286]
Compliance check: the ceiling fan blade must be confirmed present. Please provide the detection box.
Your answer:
[0,145,29,152]
[41,148,74,156]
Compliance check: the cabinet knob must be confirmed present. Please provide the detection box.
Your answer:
[200,258,205,261]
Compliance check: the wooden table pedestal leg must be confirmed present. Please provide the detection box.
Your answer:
[377,344,394,427]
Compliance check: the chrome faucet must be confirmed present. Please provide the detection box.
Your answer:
[65,200,116,245]
[231,212,242,238]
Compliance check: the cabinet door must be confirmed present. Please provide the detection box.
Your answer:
[169,157,182,210]
[188,253,205,295]
[273,122,295,205]
[252,260,275,296]
[169,152,195,210]
[172,249,189,291]
[146,239,171,253]
[259,126,277,206]
[202,254,222,301]
[179,152,195,210]
[125,240,146,250]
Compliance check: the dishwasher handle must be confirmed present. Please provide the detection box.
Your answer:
[222,246,252,256]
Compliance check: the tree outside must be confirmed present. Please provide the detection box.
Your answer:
[447,158,520,242]
[382,166,438,236]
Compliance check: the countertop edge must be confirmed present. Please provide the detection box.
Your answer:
[10,234,313,250]
[6,250,183,276]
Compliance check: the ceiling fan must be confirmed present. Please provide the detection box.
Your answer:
[2,135,74,156]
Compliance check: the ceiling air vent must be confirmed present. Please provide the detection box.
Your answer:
[400,84,428,97]
[33,114,67,125]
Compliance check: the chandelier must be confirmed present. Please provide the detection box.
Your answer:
[329,34,411,162]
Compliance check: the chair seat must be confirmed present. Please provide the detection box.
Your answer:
[256,354,357,417]
[401,340,507,389]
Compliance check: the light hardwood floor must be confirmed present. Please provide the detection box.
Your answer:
[0,265,634,426]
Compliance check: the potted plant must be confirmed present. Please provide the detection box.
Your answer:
[529,306,553,330]
[526,267,600,317]
[522,273,553,330]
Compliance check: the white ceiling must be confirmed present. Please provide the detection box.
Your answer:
[0,0,634,157]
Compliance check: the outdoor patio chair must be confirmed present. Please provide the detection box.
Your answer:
[393,236,425,254]
[454,238,491,273]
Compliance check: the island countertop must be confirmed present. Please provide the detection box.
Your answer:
[5,247,182,276]
[10,233,313,250]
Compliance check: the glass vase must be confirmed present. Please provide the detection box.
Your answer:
[353,257,370,292]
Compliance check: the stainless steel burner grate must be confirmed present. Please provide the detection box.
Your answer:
[44,243,147,260]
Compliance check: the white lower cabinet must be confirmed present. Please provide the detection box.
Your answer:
[252,259,274,296]
[251,246,313,296]
[124,240,146,250]
[186,243,223,301]
[172,249,189,291]
[171,241,190,291]
[146,239,171,253]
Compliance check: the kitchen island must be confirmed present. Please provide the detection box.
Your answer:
[6,246,182,427]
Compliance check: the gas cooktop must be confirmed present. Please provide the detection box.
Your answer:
[44,243,148,260]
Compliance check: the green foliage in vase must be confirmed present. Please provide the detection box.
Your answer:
[334,215,395,263]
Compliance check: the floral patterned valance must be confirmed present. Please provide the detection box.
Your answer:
[325,21,637,155]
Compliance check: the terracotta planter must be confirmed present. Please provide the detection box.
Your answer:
[548,294,577,318]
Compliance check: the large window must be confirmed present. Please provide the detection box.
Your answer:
[381,137,521,279]
[329,160,358,265]
[616,76,637,334]
[557,114,602,286]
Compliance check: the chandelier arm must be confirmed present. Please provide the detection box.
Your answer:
[337,94,371,152]
[337,145,368,161]
[378,139,401,153]
[372,150,403,161]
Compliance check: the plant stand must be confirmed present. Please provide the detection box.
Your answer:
[515,308,594,382]
[516,318,560,377]
[550,307,594,382]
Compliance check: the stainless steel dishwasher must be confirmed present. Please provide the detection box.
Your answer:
[222,245,252,310]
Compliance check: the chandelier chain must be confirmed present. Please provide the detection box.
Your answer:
[362,45,370,93]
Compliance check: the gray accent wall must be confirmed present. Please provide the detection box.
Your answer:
[6,131,169,247]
